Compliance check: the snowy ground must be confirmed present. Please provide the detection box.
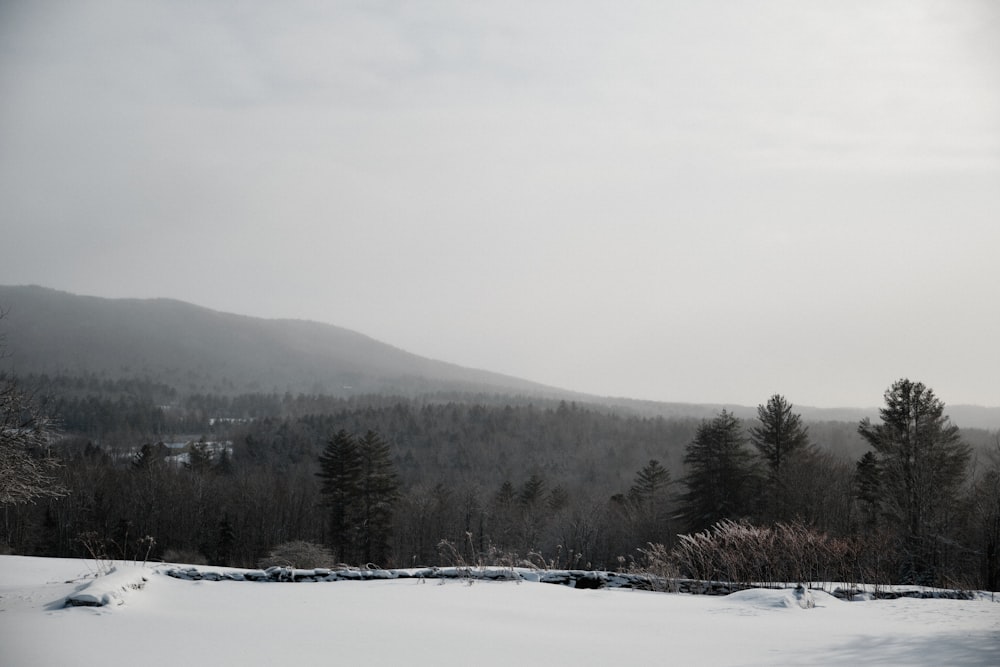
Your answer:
[1,556,997,666]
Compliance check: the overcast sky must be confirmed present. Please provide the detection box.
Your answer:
[1,1,998,408]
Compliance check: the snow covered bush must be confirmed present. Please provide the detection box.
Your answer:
[0,356,66,506]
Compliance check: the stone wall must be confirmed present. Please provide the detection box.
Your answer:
[161,565,976,600]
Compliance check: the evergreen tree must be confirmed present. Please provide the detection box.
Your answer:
[489,480,517,551]
[625,459,673,545]
[517,473,549,551]
[519,474,547,508]
[679,410,757,532]
[132,442,167,470]
[750,394,812,522]
[547,485,569,512]
[316,429,400,566]
[355,430,400,566]
[495,480,516,508]
[857,378,971,584]
[214,514,236,566]
[185,441,213,474]
[629,459,671,502]
[854,451,882,528]
[214,447,234,476]
[968,452,1000,592]
[316,430,363,562]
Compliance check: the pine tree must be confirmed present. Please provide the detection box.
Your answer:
[750,394,812,522]
[968,452,1000,591]
[316,430,363,563]
[857,378,971,584]
[629,459,671,502]
[625,459,673,545]
[214,514,236,566]
[213,447,234,476]
[679,410,757,532]
[495,480,516,508]
[185,441,213,473]
[516,474,549,551]
[355,430,400,566]
[132,442,167,470]
[854,451,882,528]
[547,485,569,512]
[519,474,547,508]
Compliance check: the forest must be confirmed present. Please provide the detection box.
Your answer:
[2,373,999,590]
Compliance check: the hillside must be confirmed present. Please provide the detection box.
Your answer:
[0,285,573,399]
[2,285,999,429]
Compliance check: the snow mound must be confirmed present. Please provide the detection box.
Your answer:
[725,585,827,610]
[64,566,149,607]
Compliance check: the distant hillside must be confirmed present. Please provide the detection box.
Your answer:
[0,285,575,399]
[2,285,998,429]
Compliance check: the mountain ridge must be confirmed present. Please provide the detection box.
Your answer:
[0,284,571,400]
[2,284,999,429]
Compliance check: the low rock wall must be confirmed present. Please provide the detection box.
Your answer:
[161,565,976,600]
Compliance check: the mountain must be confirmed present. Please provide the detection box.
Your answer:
[0,285,575,399]
[2,285,999,429]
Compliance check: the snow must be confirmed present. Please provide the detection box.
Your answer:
[1,556,998,666]
[63,565,148,607]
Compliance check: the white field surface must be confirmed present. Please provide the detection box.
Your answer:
[1,556,998,666]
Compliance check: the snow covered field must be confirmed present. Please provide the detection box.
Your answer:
[1,556,997,666]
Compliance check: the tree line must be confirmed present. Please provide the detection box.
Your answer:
[674,385,995,587]
[2,369,998,588]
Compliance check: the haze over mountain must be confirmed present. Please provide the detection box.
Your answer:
[2,285,999,429]
[0,285,569,400]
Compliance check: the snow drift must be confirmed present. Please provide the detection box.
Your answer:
[1,556,997,667]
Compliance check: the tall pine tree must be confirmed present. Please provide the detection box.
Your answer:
[679,410,757,532]
[317,429,400,566]
[630,459,672,502]
[858,379,970,584]
[355,430,400,566]
[625,459,673,545]
[316,430,363,563]
[750,394,812,522]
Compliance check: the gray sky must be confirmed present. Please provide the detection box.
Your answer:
[2,0,999,408]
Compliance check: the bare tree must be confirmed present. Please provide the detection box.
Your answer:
[0,308,66,505]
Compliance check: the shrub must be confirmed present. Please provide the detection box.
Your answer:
[668,519,861,587]
[634,542,680,591]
